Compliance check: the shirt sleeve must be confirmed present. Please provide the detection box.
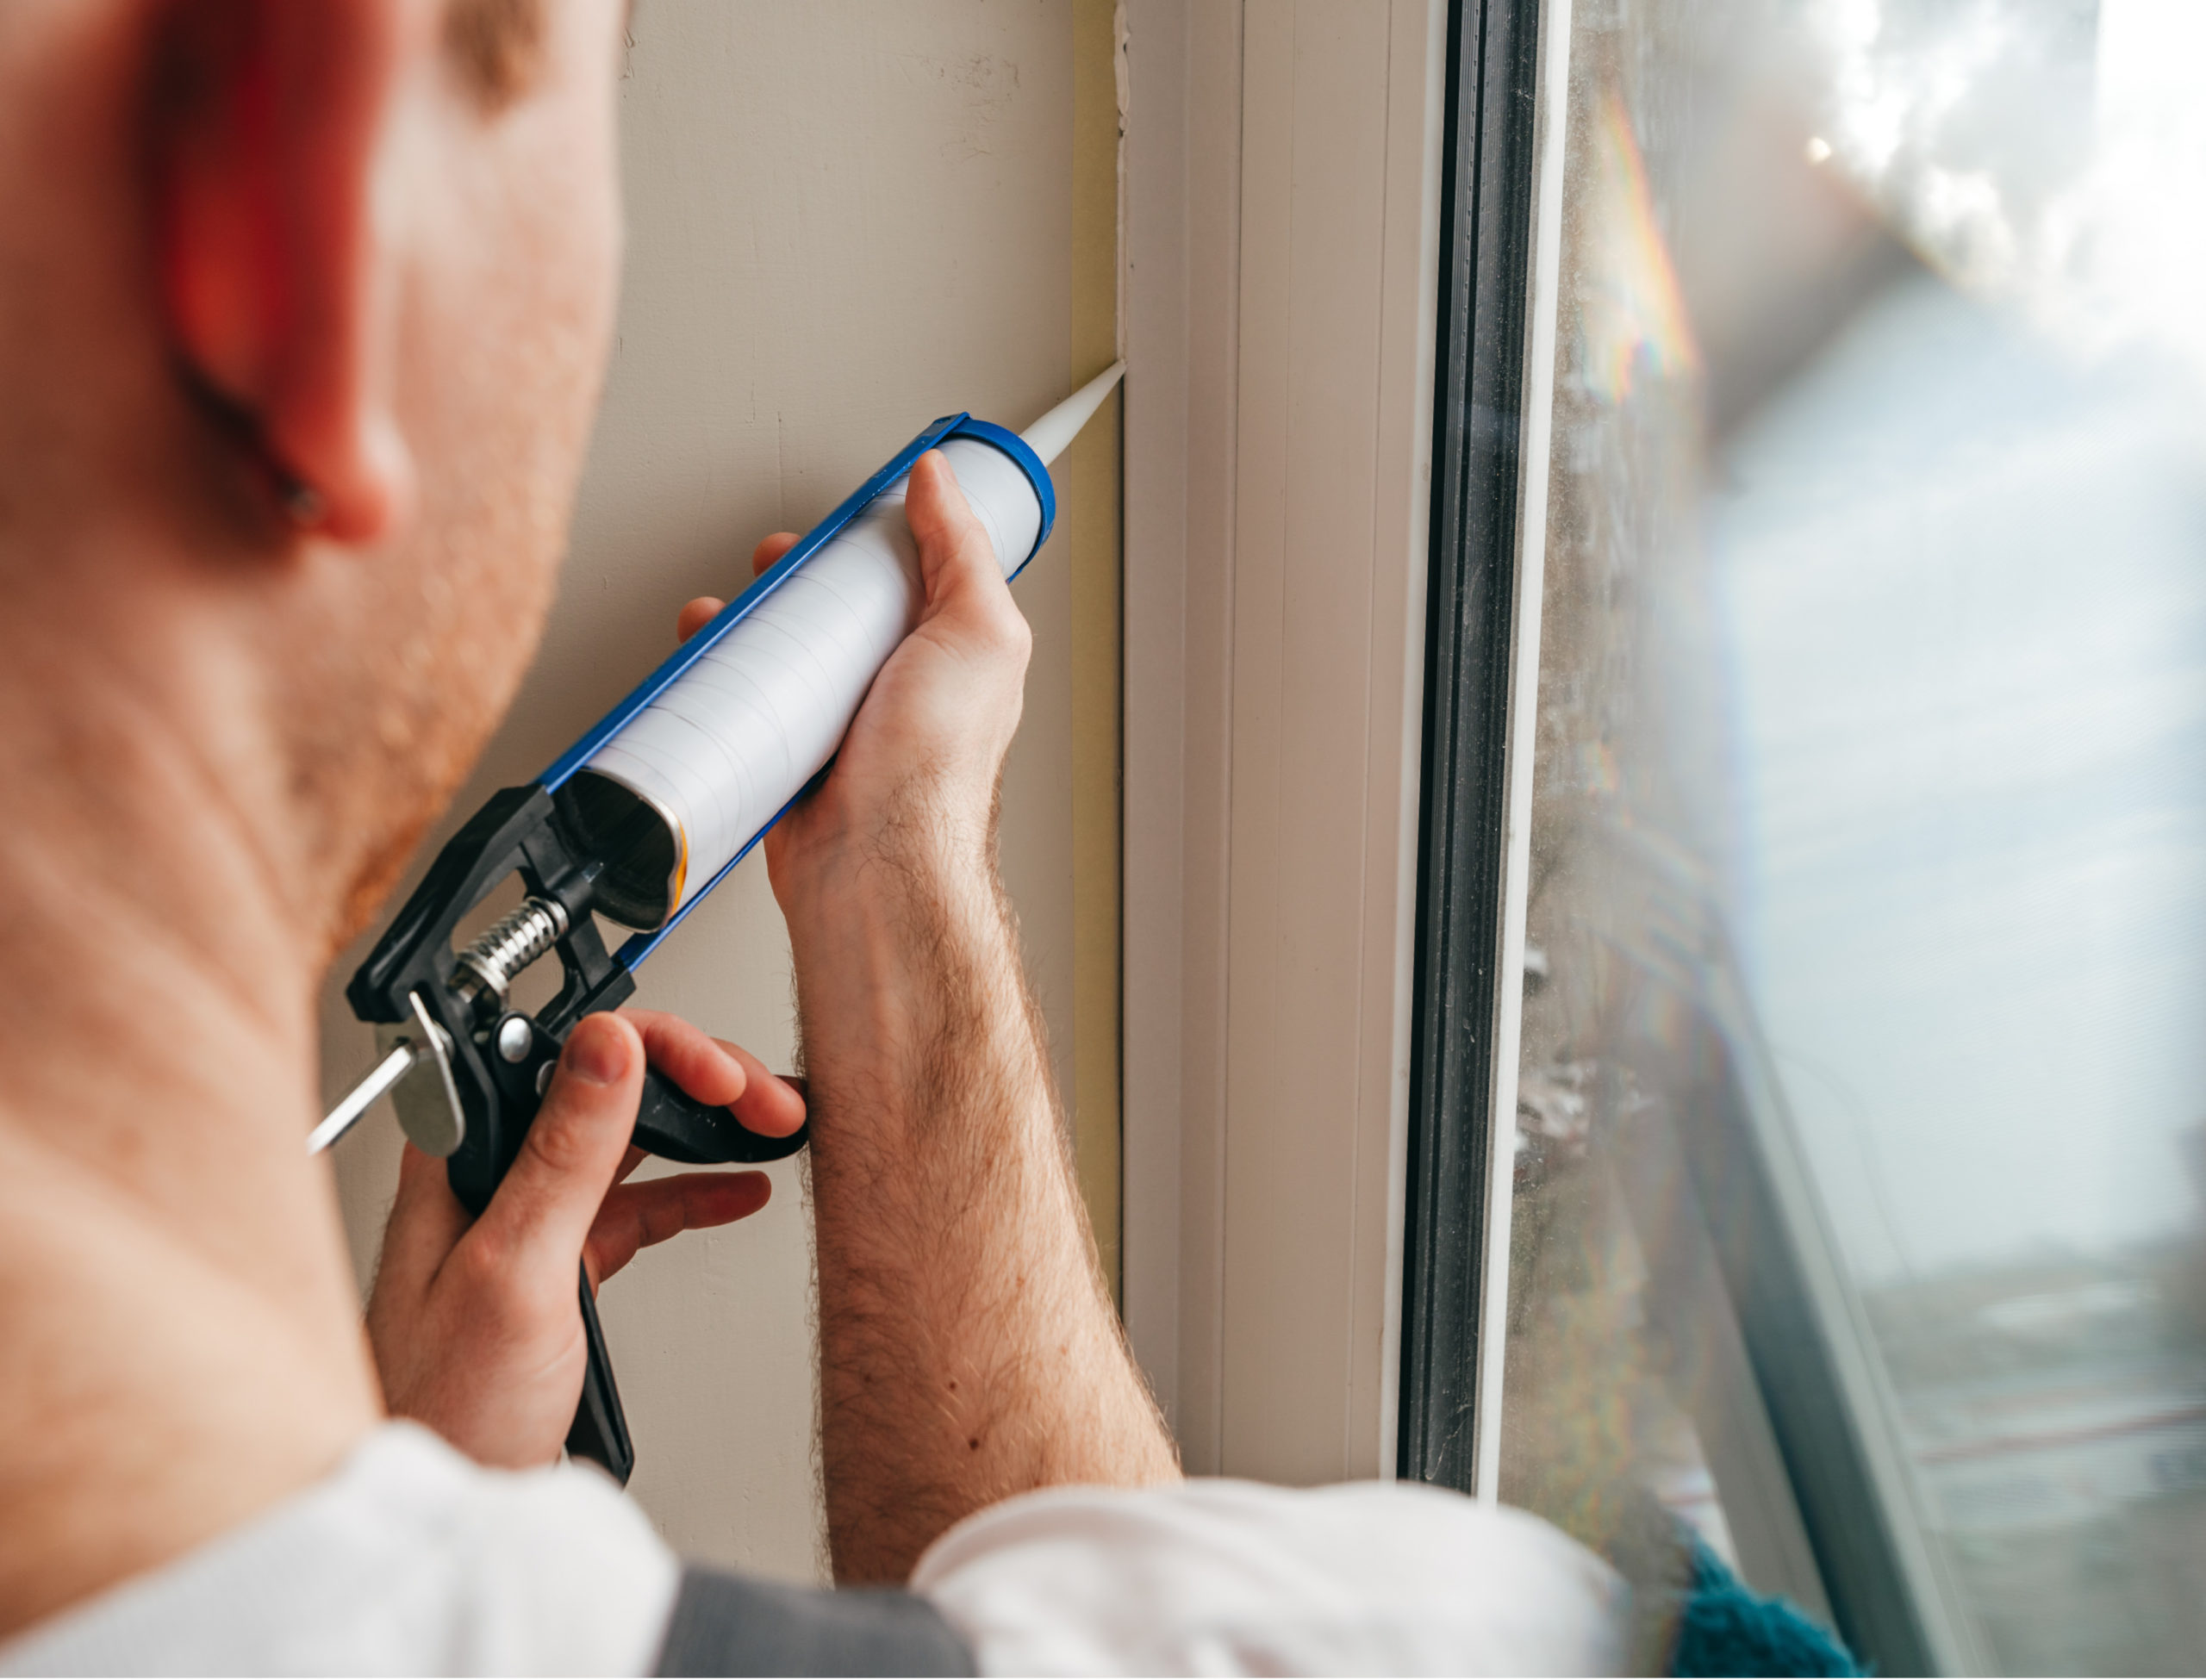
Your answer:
[0,1422,682,1677]
[652,1567,973,1677]
[908,1477,1630,1677]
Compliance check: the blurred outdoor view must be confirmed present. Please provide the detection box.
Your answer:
[1499,0,2206,1670]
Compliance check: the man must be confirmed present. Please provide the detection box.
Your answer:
[0,0,1623,1671]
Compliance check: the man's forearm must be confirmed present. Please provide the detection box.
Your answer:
[789,801,1180,1584]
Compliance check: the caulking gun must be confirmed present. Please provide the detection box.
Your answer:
[312,361,1125,1483]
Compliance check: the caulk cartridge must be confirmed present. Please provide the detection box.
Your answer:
[315,361,1125,1484]
[558,410,1055,930]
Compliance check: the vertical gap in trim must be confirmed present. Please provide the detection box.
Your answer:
[1207,0,1249,1472]
[1258,0,1296,1472]
[1342,0,1400,1472]
[1071,0,1128,1304]
[1269,0,1298,1472]
[1112,0,1131,1316]
[1469,0,1572,1503]
[1115,2,1130,362]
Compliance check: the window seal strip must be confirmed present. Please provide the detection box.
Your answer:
[1397,0,1546,1492]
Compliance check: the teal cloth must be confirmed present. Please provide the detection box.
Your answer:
[1670,1535,1864,1677]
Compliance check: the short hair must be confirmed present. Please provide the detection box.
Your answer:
[444,0,545,109]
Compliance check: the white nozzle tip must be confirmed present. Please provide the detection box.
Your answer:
[1020,360,1127,466]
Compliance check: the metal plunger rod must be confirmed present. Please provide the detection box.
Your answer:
[307,1042,419,1155]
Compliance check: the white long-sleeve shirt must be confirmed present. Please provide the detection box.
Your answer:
[0,1422,1627,1676]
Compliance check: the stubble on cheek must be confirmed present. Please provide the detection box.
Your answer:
[318,72,620,955]
[321,469,566,957]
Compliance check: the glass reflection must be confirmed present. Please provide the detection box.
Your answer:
[1502,0,2206,1671]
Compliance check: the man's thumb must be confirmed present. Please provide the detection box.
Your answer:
[472,1013,642,1274]
[904,451,1000,605]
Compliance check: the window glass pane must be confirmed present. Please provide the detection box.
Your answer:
[1504,0,2206,1671]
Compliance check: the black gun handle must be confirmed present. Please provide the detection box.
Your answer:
[633,1065,810,1166]
[565,1262,635,1486]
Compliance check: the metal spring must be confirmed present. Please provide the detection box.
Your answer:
[452,896,569,1018]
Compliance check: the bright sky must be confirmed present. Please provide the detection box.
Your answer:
[1712,273,2206,1282]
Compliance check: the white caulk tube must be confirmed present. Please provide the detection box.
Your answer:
[551,362,1125,931]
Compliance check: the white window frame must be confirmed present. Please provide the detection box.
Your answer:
[1120,0,1449,1481]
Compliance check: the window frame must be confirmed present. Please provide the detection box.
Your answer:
[1119,0,1452,1482]
[1397,0,1549,1500]
[1396,1,1973,1671]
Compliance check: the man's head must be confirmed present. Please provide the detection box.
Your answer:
[0,0,628,957]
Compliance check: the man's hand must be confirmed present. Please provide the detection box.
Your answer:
[678,451,1179,1584]
[365,1009,805,1470]
[675,449,1032,897]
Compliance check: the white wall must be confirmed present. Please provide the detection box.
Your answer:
[320,1,1080,1584]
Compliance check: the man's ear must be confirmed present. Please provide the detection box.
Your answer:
[148,0,424,543]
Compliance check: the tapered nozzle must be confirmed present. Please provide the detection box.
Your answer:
[1021,360,1126,466]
